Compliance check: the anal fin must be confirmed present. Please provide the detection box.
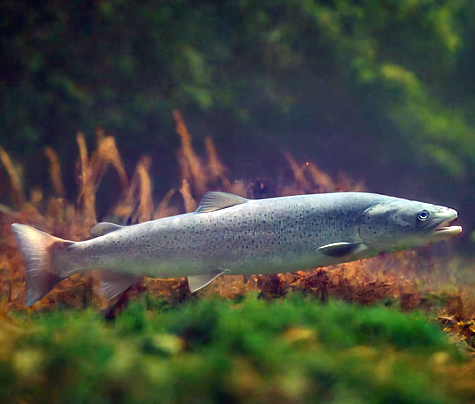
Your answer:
[188,270,225,293]
[99,271,142,300]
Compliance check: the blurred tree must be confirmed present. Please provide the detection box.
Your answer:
[1,0,473,164]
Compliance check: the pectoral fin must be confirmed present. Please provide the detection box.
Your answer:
[99,271,142,300]
[188,270,225,293]
[90,222,124,238]
[318,242,368,258]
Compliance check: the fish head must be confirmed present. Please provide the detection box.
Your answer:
[358,199,462,251]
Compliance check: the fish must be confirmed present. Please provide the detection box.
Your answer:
[11,191,462,307]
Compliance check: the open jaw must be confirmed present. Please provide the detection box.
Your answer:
[432,217,462,239]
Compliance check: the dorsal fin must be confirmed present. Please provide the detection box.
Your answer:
[196,191,248,213]
[90,222,124,238]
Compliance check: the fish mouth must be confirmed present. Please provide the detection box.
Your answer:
[432,216,462,239]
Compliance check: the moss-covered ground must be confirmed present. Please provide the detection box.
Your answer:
[1,294,475,404]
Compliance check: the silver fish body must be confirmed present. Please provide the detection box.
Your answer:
[11,192,462,306]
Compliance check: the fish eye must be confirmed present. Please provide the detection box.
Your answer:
[417,210,430,221]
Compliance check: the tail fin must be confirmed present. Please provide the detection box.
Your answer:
[11,224,74,307]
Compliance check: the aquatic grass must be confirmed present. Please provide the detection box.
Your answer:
[111,294,460,358]
[1,296,474,403]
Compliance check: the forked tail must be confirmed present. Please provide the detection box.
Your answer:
[11,223,75,306]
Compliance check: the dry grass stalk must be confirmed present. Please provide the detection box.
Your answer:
[0,146,24,207]
[180,179,197,212]
[132,156,154,223]
[205,136,231,188]
[336,171,365,192]
[283,152,311,193]
[173,110,207,196]
[77,131,131,225]
[44,147,65,197]
[46,198,67,227]
[176,151,191,188]
[86,134,129,197]
[113,156,150,223]
[96,127,105,142]
[153,189,178,219]
[29,188,43,207]
[76,132,89,199]
[0,203,18,217]
[64,204,76,224]
[229,180,247,197]
[306,162,335,192]
[75,132,97,229]
[93,133,129,190]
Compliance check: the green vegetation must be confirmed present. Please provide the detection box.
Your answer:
[4,0,475,164]
[1,295,474,404]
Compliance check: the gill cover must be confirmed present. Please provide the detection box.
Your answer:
[359,201,420,244]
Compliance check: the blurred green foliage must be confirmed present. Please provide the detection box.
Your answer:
[1,295,473,404]
[2,0,475,168]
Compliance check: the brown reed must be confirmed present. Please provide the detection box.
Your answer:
[173,110,207,196]
[0,146,24,207]
[44,147,65,197]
